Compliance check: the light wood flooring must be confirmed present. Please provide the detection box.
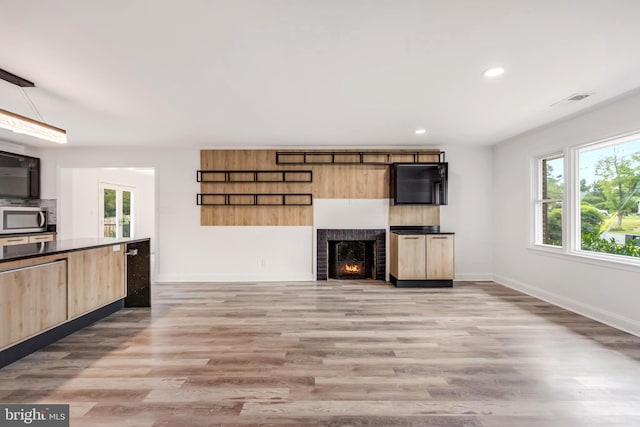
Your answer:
[2,281,640,426]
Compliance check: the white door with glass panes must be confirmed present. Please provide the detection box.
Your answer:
[99,183,134,239]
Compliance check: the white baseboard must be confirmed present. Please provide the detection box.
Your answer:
[493,274,640,337]
[454,273,494,281]
[155,273,316,283]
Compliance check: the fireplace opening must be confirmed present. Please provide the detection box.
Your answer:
[328,240,375,280]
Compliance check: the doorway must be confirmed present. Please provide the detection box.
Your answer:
[99,183,135,239]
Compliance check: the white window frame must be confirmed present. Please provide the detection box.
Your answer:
[533,152,565,249]
[530,130,640,270]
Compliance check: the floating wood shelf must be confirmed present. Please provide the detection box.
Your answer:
[197,169,312,183]
[275,151,445,165]
[197,193,313,206]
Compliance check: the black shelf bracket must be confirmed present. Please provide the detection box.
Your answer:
[275,150,444,165]
[197,193,313,206]
[197,169,312,183]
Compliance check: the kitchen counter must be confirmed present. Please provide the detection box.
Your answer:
[0,237,149,263]
[1,236,151,369]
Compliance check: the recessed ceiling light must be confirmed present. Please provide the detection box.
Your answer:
[483,67,505,78]
[415,128,426,135]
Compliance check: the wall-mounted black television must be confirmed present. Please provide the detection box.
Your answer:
[391,162,448,205]
[0,150,40,199]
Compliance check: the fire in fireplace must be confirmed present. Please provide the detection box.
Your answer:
[328,240,375,280]
[317,229,385,281]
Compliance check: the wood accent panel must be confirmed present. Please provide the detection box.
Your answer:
[0,260,67,348]
[201,206,312,226]
[200,150,443,226]
[389,205,440,226]
[67,245,126,318]
[426,235,455,280]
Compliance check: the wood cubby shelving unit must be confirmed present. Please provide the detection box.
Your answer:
[197,170,312,183]
[275,150,445,165]
[197,193,313,206]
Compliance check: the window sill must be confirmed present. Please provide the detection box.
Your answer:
[527,245,640,273]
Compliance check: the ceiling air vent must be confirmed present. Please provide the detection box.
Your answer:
[551,93,594,106]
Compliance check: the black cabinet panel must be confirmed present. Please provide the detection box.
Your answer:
[125,240,150,307]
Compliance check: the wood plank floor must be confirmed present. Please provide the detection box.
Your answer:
[2,281,640,426]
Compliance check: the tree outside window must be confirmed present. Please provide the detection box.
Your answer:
[579,137,640,258]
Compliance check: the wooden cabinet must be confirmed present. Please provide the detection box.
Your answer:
[0,233,56,246]
[393,235,426,280]
[68,245,126,318]
[29,233,55,243]
[390,233,454,287]
[0,260,68,348]
[0,236,29,246]
[425,235,455,280]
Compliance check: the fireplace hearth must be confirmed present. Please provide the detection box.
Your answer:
[317,229,385,280]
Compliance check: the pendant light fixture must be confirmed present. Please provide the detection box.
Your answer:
[0,68,67,144]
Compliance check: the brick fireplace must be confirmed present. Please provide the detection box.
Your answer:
[316,229,386,280]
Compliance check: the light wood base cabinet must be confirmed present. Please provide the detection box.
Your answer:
[0,260,68,348]
[68,245,126,318]
[390,233,454,287]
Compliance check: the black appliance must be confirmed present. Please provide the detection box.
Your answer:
[0,150,40,199]
[391,162,448,205]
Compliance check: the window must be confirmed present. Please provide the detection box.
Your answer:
[535,155,564,247]
[534,132,640,261]
[577,134,640,258]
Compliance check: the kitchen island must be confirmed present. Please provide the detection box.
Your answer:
[0,237,150,368]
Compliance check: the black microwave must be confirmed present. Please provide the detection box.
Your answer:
[0,150,40,199]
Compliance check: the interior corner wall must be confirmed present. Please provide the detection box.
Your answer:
[491,90,640,336]
[35,144,493,283]
[439,145,494,281]
[57,168,155,245]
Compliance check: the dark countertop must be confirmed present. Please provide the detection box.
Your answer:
[392,230,455,235]
[390,225,454,235]
[1,237,150,263]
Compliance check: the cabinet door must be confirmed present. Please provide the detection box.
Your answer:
[426,235,455,280]
[0,236,29,246]
[29,234,55,243]
[397,235,426,280]
[0,260,68,348]
[68,245,125,318]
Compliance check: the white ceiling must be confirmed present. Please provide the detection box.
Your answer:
[1,0,640,149]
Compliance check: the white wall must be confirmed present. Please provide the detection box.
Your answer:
[35,145,493,283]
[440,145,494,281]
[58,168,155,244]
[492,90,640,336]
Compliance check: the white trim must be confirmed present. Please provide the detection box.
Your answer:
[573,128,640,153]
[528,245,640,272]
[532,152,565,247]
[493,273,640,337]
[453,273,494,281]
[155,273,316,283]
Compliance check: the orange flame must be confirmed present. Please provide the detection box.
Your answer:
[344,264,360,273]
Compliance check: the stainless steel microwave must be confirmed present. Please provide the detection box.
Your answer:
[0,206,47,234]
